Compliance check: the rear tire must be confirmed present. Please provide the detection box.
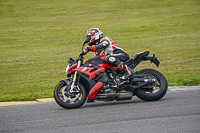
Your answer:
[54,81,87,109]
[135,69,168,101]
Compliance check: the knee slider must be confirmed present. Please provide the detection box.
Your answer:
[106,55,116,63]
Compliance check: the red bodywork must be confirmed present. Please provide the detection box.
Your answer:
[97,64,117,70]
[67,63,78,75]
[134,51,148,57]
[67,55,117,100]
[87,82,103,99]
[74,67,105,81]
[67,55,117,77]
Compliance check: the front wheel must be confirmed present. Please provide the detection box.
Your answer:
[54,80,87,109]
[135,69,168,101]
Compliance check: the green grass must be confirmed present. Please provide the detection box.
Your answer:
[0,0,199,101]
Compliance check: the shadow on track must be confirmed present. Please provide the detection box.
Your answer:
[82,98,170,109]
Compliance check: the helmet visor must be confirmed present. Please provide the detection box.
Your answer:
[84,36,91,45]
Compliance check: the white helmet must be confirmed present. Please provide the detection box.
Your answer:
[85,28,103,46]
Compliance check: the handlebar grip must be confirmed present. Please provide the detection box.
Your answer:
[82,50,88,55]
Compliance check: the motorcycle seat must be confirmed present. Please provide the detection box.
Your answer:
[133,51,150,61]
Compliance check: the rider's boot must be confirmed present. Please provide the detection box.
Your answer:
[105,55,134,80]
[117,62,133,80]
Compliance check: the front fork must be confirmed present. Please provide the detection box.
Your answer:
[70,60,82,93]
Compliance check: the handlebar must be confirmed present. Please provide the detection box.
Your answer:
[80,51,87,56]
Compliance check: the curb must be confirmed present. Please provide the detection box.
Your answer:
[36,98,55,103]
[168,86,200,91]
[0,86,199,107]
[0,98,55,107]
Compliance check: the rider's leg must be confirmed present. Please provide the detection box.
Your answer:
[117,62,133,80]
[106,55,133,80]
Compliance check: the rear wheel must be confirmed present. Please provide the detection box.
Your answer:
[54,80,87,109]
[135,69,168,101]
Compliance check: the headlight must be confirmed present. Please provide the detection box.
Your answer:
[65,64,70,75]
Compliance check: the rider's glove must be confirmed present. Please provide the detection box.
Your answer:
[84,46,96,52]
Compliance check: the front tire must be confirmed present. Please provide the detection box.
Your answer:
[54,81,87,109]
[135,69,168,101]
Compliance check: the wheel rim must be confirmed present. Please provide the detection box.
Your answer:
[140,72,163,94]
[58,83,84,104]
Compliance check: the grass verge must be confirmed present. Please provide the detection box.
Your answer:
[0,0,199,101]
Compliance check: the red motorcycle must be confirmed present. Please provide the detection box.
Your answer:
[54,42,168,109]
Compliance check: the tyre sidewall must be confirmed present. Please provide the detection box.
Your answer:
[135,68,168,101]
[54,81,87,109]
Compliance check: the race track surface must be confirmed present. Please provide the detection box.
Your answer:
[0,87,200,133]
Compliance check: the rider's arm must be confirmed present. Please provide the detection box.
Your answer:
[89,40,110,52]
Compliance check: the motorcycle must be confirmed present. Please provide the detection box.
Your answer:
[54,41,168,109]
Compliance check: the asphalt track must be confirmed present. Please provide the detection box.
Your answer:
[0,86,200,133]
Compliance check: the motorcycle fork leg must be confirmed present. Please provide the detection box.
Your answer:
[69,71,77,93]
[70,60,82,93]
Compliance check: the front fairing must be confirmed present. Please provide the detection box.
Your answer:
[66,57,78,77]
[65,64,70,75]
[74,66,105,81]
[67,63,78,77]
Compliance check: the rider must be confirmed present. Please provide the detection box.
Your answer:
[84,28,133,80]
